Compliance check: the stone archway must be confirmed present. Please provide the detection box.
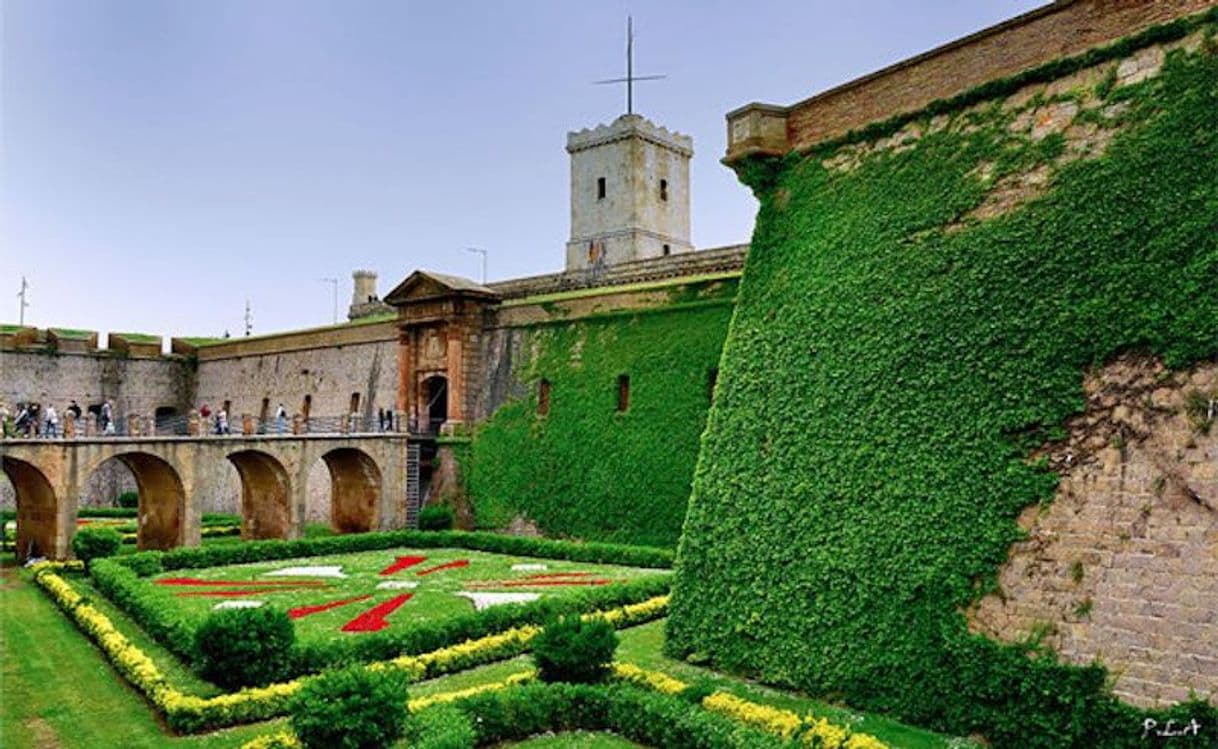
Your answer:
[98,453,186,551]
[321,448,381,533]
[1,457,60,561]
[227,450,292,540]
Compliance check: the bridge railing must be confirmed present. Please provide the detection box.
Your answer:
[1,410,421,440]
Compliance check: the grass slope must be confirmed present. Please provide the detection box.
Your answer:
[669,30,1218,749]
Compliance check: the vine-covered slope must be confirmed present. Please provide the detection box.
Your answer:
[669,20,1218,749]
[467,300,734,547]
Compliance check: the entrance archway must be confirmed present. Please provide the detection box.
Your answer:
[1,457,60,561]
[321,448,381,533]
[423,375,448,433]
[227,450,291,540]
[94,453,185,551]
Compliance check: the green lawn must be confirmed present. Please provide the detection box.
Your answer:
[508,733,645,748]
[147,547,668,644]
[0,564,274,749]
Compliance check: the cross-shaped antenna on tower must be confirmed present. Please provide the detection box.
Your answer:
[594,16,666,115]
[16,276,30,326]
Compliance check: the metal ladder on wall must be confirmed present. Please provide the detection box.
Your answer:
[405,443,421,529]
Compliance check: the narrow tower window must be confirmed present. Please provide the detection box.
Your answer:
[302,394,313,420]
[660,179,668,201]
[662,244,671,256]
[538,379,551,417]
[597,177,606,200]
[616,375,630,412]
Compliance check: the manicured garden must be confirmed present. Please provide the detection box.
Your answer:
[0,520,983,749]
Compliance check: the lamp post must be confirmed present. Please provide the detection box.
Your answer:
[464,248,488,284]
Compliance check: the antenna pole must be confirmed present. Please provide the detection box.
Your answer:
[244,299,253,336]
[465,247,488,284]
[17,276,29,326]
[627,16,633,115]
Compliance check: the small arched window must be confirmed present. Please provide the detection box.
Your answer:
[616,375,630,413]
[350,392,361,414]
[302,394,313,420]
[659,179,668,202]
[538,379,551,417]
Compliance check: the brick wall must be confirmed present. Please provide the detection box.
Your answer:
[969,357,1218,708]
[727,0,1217,160]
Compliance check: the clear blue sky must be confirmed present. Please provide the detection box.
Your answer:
[2,0,1041,341]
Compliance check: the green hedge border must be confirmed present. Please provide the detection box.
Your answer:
[92,531,672,680]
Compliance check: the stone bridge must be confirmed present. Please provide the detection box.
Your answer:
[1,434,413,560]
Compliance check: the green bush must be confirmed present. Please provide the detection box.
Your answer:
[71,526,122,566]
[418,504,455,531]
[194,606,296,689]
[532,615,619,684]
[116,491,139,508]
[403,704,476,749]
[289,666,409,749]
[669,20,1218,749]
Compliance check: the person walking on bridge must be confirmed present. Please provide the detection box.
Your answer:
[275,403,287,434]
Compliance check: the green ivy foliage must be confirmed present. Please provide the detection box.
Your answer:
[467,302,734,547]
[669,32,1218,749]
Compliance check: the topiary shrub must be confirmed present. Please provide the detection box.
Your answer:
[71,526,122,567]
[290,665,409,749]
[195,606,295,689]
[116,491,139,508]
[532,614,619,683]
[418,504,455,531]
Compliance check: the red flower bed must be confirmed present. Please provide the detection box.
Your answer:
[288,594,373,620]
[378,556,428,576]
[340,594,412,633]
[415,559,469,576]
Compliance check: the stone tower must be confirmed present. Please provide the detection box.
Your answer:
[347,269,391,320]
[565,114,694,271]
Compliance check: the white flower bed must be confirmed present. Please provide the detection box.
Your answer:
[376,580,419,590]
[263,565,347,578]
[213,600,264,610]
[456,591,541,611]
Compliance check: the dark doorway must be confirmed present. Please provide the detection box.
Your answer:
[423,376,448,433]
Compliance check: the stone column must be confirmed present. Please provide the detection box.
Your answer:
[445,323,465,425]
[187,410,200,436]
[127,414,140,437]
[291,415,303,435]
[64,413,76,438]
[396,329,414,423]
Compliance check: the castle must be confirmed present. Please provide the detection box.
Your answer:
[2,0,1215,724]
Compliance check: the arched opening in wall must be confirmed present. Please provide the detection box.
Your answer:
[321,448,381,533]
[350,392,361,415]
[538,378,551,417]
[423,376,448,433]
[88,453,186,551]
[1,457,61,561]
[302,394,313,422]
[155,406,180,435]
[259,398,270,431]
[227,450,291,540]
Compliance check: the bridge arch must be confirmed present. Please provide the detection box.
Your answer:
[88,453,186,551]
[321,447,381,533]
[227,450,291,540]
[1,457,61,561]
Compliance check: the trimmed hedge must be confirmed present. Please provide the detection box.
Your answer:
[670,19,1218,749]
[290,666,409,749]
[466,297,736,547]
[112,529,673,573]
[196,607,296,689]
[91,531,671,678]
[447,682,789,748]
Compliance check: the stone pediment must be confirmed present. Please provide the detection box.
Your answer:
[384,270,500,307]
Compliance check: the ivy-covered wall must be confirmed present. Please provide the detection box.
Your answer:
[669,16,1218,749]
[466,293,735,548]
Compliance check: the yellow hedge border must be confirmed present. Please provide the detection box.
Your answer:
[611,662,889,749]
[30,563,667,733]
